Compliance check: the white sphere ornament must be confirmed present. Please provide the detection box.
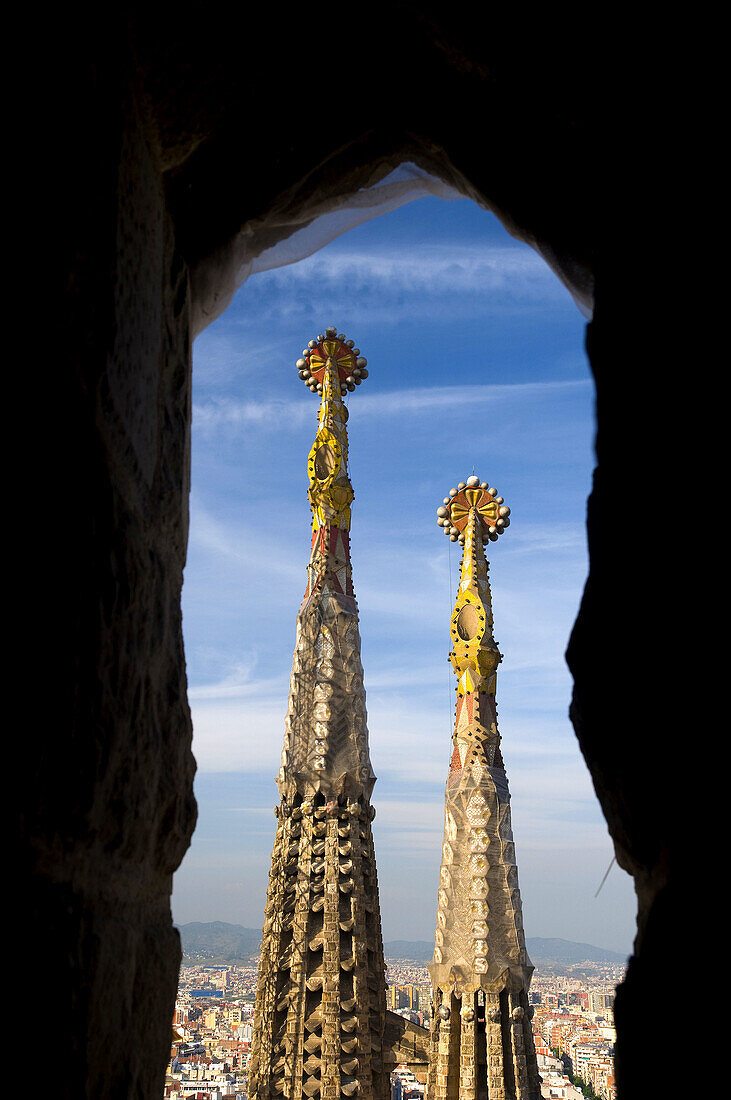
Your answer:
[449,488,458,497]
[467,475,480,487]
[489,487,497,496]
[437,506,448,518]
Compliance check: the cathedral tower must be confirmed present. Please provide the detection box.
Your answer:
[426,477,540,1100]
[249,328,388,1100]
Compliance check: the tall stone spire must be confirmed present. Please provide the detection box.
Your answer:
[426,477,540,1100]
[249,328,387,1100]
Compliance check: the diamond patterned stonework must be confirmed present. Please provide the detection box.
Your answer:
[427,480,540,1100]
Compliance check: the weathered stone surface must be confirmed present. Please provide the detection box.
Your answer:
[383,1012,430,1082]
[249,349,387,1100]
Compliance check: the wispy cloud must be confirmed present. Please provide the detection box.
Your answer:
[193,379,591,436]
[190,697,287,773]
[188,496,303,583]
[236,244,571,325]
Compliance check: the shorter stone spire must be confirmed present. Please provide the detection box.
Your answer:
[427,476,540,1100]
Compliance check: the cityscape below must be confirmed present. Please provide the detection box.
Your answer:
[164,923,626,1100]
[177,305,630,1100]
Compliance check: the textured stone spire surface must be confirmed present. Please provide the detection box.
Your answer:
[249,328,387,1100]
[426,477,540,1100]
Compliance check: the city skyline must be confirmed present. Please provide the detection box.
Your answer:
[172,194,636,957]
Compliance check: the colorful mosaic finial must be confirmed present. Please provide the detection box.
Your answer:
[436,474,511,545]
[425,472,540,1100]
[299,328,370,534]
[296,325,369,396]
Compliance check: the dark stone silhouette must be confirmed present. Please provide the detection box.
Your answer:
[18,9,680,1099]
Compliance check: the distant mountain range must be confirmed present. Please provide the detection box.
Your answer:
[177,923,628,966]
[524,938,628,964]
[383,937,628,965]
[178,922,261,964]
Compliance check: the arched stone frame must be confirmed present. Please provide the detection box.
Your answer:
[20,12,679,1100]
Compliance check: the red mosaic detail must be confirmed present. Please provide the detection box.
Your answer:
[448,487,500,534]
[307,339,358,385]
[339,529,352,561]
[308,526,353,598]
[449,743,462,772]
[311,525,352,551]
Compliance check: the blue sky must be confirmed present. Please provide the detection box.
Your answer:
[172,196,637,957]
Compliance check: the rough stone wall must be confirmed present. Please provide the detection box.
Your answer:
[382,1013,430,1081]
[565,304,678,1098]
[22,11,679,1099]
[249,797,387,1100]
[20,30,197,1100]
